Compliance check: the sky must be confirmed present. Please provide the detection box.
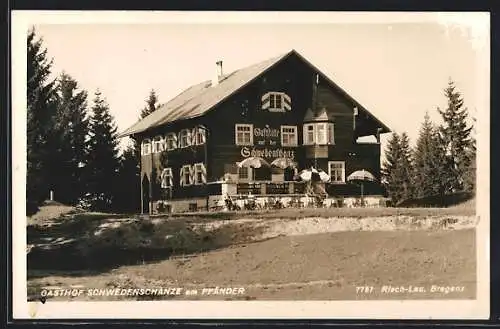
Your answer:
[29,12,489,153]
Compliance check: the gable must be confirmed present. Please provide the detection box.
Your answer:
[119,50,390,138]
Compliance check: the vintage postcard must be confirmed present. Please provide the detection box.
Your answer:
[11,11,490,319]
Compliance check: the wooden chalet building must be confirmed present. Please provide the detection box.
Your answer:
[119,50,391,213]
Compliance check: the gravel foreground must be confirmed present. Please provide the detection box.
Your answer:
[201,214,478,241]
[28,212,477,302]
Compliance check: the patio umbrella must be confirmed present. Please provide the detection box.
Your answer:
[299,167,330,183]
[298,167,319,181]
[237,157,270,169]
[271,157,297,169]
[317,169,331,183]
[237,157,270,181]
[347,169,376,205]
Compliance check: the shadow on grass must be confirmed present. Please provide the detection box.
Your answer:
[27,215,254,279]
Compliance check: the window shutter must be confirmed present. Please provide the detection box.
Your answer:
[303,125,308,145]
[161,169,167,188]
[172,133,178,148]
[328,123,335,144]
[201,163,207,184]
[180,167,185,186]
[201,129,207,144]
[191,128,197,145]
[261,92,270,110]
[189,165,195,185]
[283,93,292,111]
[177,131,183,147]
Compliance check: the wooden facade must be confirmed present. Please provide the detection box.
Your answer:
[124,51,390,213]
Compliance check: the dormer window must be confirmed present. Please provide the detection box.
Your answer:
[141,139,151,155]
[262,92,291,112]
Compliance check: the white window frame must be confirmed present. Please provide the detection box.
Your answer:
[152,135,164,153]
[262,92,291,112]
[328,161,345,184]
[179,129,191,148]
[238,166,252,182]
[269,93,283,111]
[165,133,177,151]
[161,168,173,188]
[303,124,315,145]
[194,163,206,185]
[181,164,192,186]
[303,122,335,145]
[141,139,151,155]
[316,123,327,145]
[235,124,254,146]
[281,125,298,147]
[194,128,206,145]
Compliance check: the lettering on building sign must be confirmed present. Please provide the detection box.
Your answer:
[241,146,295,159]
[253,125,280,146]
[254,125,280,138]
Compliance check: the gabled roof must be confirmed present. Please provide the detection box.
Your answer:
[304,107,335,122]
[119,49,390,138]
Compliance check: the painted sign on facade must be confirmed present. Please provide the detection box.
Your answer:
[254,125,280,146]
[241,146,295,159]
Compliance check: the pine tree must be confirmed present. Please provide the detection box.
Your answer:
[83,90,120,211]
[438,79,474,192]
[49,72,89,204]
[399,132,414,200]
[382,132,413,205]
[140,89,159,119]
[27,28,58,214]
[413,112,448,201]
[382,132,401,204]
[463,116,477,193]
[114,142,141,213]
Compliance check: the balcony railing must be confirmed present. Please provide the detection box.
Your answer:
[236,181,307,195]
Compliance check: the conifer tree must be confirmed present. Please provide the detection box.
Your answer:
[114,142,141,213]
[399,132,414,200]
[26,28,58,213]
[382,132,413,205]
[438,79,474,192]
[463,116,477,193]
[140,89,159,119]
[83,90,120,211]
[49,72,89,204]
[382,132,401,204]
[413,112,448,201]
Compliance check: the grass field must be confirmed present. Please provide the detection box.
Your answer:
[27,201,477,301]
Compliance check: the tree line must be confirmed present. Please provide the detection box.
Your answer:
[27,29,159,214]
[382,80,476,206]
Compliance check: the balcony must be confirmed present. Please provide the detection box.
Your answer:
[235,181,307,196]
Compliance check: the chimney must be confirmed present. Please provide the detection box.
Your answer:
[212,60,223,86]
